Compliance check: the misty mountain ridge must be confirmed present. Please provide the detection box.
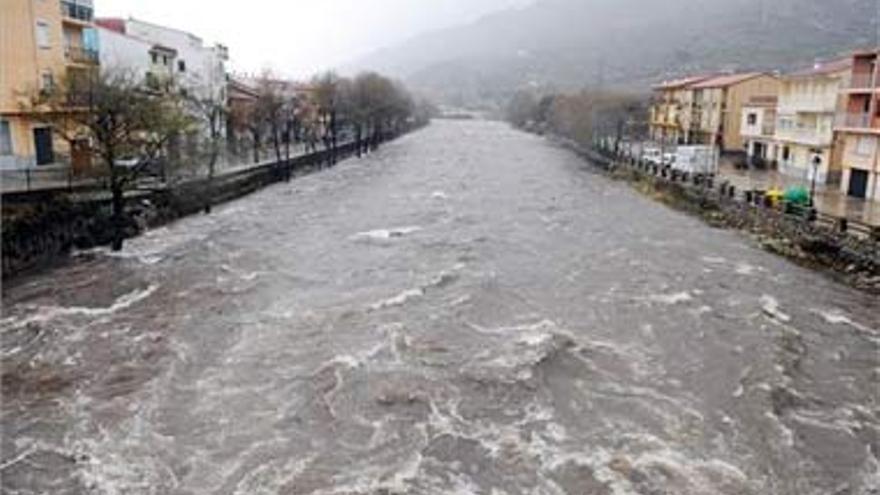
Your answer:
[350,0,877,106]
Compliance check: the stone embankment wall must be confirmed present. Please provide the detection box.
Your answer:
[559,138,880,293]
[1,137,401,279]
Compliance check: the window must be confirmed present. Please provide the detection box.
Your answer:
[163,55,169,66]
[36,21,50,48]
[152,52,158,64]
[856,136,875,156]
[41,71,54,92]
[747,113,757,125]
[0,120,12,156]
[782,146,791,161]
[178,60,186,72]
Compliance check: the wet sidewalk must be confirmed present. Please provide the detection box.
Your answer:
[716,160,880,227]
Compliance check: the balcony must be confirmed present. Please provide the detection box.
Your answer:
[848,73,877,92]
[65,45,99,65]
[778,97,838,114]
[60,1,94,23]
[775,127,832,146]
[835,112,880,132]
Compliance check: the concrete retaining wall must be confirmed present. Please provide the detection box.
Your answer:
[1,137,396,280]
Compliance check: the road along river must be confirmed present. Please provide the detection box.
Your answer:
[2,120,878,494]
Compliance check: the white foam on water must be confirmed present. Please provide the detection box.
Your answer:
[764,411,795,448]
[351,226,422,242]
[368,288,425,311]
[232,457,312,495]
[466,319,561,336]
[813,308,877,335]
[449,295,472,307]
[690,305,713,317]
[76,246,163,265]
[431,191,449,200]
[760,295,791,323]
[1,285,159,330]
[735,263,762,276]
[613,443,754,495]
[648,291,693,305]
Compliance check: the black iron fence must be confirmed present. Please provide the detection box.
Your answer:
[589,142,880,243]
[0,167,105,194]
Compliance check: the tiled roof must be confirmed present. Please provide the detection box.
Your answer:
[651,75,714,90]
[787,58,852,78]
[689,72,769,89]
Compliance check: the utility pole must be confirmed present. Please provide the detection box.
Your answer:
[810,150,822,207]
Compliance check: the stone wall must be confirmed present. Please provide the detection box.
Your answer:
[558,138,880,293]
[1,137,397,280]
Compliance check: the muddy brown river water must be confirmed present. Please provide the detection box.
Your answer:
[2,120,878,494]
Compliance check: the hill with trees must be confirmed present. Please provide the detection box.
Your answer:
[350,0,877,107]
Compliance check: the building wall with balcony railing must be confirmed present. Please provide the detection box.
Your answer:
[779,74,847,115]
[776,127,834,147]
[64,45,99,65]
[850,72,876,90]
[836,112,873,129]
[60,0,94,23]
[778,93,840,114]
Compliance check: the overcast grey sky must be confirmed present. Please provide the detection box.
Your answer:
[96,0,533,78]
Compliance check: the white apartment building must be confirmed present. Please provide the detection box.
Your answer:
[96,17,228,102]
[773,59,851,185]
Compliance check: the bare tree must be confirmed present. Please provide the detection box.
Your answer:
[185,90,227,213]
[510,88,646,150]
[31,68,191,250]
[312,72,343,165]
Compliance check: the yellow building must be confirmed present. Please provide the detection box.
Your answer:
[769,58,851,185]
[1,0,97,169]
[690,73,779,153]
[649,76,711,145]
[835,49,880,202]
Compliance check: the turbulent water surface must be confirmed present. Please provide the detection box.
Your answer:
[2,120,878,494]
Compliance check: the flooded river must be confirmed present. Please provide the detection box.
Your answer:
[2,120,878,494]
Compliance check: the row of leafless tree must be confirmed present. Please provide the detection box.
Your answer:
[506,88,647,152]
[30,67,431,250]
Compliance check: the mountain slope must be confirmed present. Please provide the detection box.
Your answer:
[351,0,877,106]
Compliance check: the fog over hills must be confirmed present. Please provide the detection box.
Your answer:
[350,0,878,106]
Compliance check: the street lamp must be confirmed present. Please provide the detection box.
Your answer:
[810,150,822,207]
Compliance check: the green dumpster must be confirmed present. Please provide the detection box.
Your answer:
[783,186,810,206]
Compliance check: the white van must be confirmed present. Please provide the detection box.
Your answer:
[672,146,718,175]
[643,147,662,165]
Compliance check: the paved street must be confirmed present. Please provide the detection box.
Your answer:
[717,160,880,227]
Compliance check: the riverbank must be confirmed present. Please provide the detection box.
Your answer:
[554,137,880,294]
[1,129,424,280]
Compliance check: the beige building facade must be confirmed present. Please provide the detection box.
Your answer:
[770,59,851,185]
[690,73,779,153]
[1,0,97,169]
[649,76,711,145]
